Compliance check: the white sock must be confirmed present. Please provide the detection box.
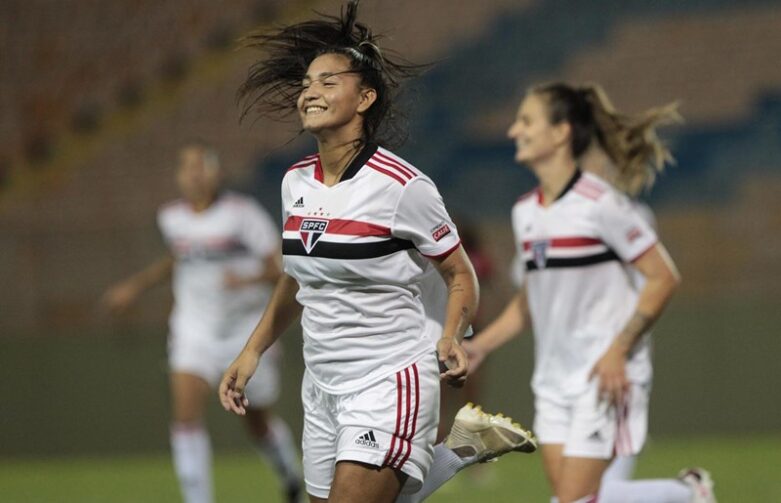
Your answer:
[170,423,213,503]
[602,455,637,482]
[599,479,693,503]
[256,416,302,488]
[395,443,473,503]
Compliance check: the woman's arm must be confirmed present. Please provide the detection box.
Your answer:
[219,272,302,415]
[592,243,681,404]
[101,255,174,313]
[430,246,479,387]
[464,287,529,372]
[224,249,284,289]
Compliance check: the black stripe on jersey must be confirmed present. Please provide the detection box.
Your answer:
[526,250,619,271]
[340,143,379,182]
[282,237,414,259]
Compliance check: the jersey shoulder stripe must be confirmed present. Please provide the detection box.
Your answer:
[366,160,409,185]
[516,188,540,204]
[373,150,417,179]
[287,154,318,172]
[574,175,608,200]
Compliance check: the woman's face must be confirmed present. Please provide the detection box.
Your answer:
[297,53,375,136]
[506,92,567,165]
[176,146,221,203]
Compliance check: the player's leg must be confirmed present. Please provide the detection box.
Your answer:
[170,371,214,503]
[396,403,536,503]
[330,461,407,503]
[244,407,303,503]
[601,454,636,481]
[328,355,440,503]
[555,456,609,502]
[241,341,303,503]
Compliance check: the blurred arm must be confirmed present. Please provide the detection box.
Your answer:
[465,288,529,372]
[102,255,174,313]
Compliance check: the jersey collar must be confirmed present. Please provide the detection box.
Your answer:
[314,142,379,184]
[554,168,582,201]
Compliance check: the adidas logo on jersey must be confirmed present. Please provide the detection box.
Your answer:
[355,430,380,449]
[293,197,304,208]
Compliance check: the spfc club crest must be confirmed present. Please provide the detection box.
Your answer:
[299,218,329,254]
[531,240,549,269]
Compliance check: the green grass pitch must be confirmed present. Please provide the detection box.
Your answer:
[2,434,779,502]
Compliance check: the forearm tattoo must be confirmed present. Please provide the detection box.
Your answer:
[617,312,654,350]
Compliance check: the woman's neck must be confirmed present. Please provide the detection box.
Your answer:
[188,192,218,213]
[531,151,578,207]
[316,128,364,186]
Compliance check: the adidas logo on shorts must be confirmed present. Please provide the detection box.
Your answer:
[355,430,380,449]
[293,197,304,208]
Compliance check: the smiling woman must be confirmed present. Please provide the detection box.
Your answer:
[218,2,495,503]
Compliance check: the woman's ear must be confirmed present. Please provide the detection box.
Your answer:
[552,121,571,148]
[357,87,378,113]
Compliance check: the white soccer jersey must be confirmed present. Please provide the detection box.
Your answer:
[510,171,657,402]
[281,144,461,394]
[158,191,280,329]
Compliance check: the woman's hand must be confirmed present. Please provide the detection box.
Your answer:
[219,350,261,415]
[436,337,468,388]
[590,344,628,406]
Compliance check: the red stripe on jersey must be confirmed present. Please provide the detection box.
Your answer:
[574,178,606,200]
[374,151,416,179]
[314,156,324,183]
[423,240,461,261]
[367,161,407,185]
[522,237,603,251]
[370,156,413,180]
[574,186,601,200]
[284,216,390,236]
[287,155,318,172]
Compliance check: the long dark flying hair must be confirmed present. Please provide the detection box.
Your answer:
[237,0,425,149]
[531,82,682,196]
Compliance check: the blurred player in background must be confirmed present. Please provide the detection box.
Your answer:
[465,83,717,503]
[102,141,302,503]
[218,2,534,502]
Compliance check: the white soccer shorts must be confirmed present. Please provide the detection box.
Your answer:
[533,380,650,459]
[168,311,280,407]
[301,353,440,499]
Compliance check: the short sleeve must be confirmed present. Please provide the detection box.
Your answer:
[509,207,526,287]
[596,191,658,262]
[241,199,281,259]
[392,177,460,259]
[510,253,526,288]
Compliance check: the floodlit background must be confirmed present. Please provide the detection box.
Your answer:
[1,0,780,501]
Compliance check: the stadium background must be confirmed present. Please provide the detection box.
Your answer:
[1,0,779,501]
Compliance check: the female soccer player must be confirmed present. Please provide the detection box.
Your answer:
[465,83,717,503]
[103,141,302,503]
[219,3,533,502]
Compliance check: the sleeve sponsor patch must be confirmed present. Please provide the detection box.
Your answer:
[626,226,643,243]
[431,222,451,242]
